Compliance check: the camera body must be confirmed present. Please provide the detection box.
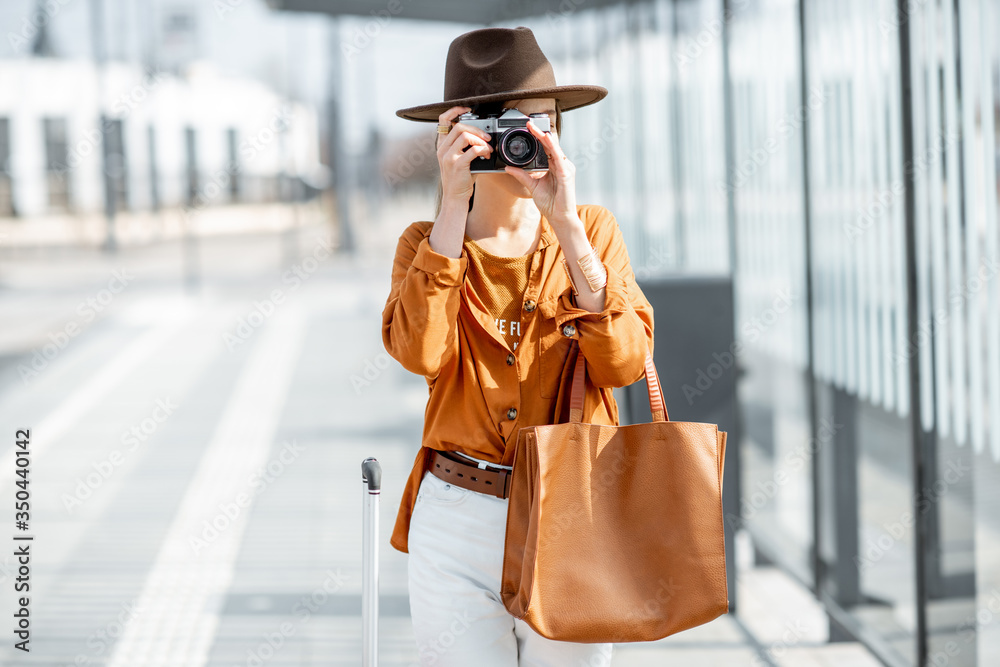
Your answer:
[458,108,550,173]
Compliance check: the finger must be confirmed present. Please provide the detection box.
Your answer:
[436,106,474,149]
[452,123,492,146]
[527,119,562,154]
[438,106,471,125]
[504,165,530,190]
[457,143,493,164]
[527,119,563,160]
[529,121,572,176]
[447,131,492,159]
[440,128,491,157]
[503,165,535,191]
[524,123,560,176]
[440,122,491,151]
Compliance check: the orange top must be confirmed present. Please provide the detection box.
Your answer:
[463,237,533,353]
[381,204,655,553]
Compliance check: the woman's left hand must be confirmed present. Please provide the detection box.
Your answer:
[504,119,578,226]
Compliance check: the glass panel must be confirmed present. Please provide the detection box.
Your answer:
[806,0,918,662]
[729,0,813,577]
[671,0,729,275]
[962,1,1000,664]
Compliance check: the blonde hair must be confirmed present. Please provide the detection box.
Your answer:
[433,102,563,218]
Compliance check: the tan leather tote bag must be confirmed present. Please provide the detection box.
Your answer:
[501,340,729,643]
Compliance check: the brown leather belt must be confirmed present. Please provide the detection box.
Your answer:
[428,449,511,499]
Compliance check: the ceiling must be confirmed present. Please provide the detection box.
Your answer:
[265,0,624,24]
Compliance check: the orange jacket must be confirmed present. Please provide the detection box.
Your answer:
[381,204,655,553]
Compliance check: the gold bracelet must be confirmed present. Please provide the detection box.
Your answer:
[561,257,580,296]
[576,244,608,292]
[561,245,606,294]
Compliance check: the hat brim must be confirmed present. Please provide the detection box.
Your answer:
[395,85,608,122]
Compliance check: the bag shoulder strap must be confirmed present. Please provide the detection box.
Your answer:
[569,341,669,423]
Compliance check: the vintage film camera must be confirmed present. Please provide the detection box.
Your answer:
[457,108,551,173]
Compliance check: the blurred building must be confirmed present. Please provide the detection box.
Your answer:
[0,57,320,219]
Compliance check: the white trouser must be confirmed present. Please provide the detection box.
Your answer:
[407,469,615,667]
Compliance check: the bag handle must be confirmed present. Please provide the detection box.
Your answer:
[569,341,669,423]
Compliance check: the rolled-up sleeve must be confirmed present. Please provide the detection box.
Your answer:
[381,225,467,379]
[552,209,654,388]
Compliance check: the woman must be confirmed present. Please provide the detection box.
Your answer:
[382,26,654,666]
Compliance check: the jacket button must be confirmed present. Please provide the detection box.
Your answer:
[506,353,515,365]
[524,300,536,312]
[562,323,577,337]
[507,407,517,420]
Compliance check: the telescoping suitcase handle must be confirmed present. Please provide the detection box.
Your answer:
[361,457,382,667]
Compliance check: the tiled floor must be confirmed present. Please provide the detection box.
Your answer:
[0,208,885,665]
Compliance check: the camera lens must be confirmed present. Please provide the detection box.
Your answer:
[500,129,537,167]
[507,136,530,159]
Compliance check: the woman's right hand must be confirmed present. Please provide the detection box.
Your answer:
[436,105,493,204]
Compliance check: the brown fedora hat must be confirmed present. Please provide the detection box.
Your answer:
[396,26,607,122]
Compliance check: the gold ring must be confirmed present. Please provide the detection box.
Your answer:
[437,124,451,134]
